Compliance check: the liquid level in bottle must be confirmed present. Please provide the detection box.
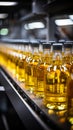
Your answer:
[44,65,70,110]
[34,64,48,98]
[67,71,73,126]
[17,59,25,82]
[25,61,37,93]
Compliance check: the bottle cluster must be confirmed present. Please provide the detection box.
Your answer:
[0,41,73,125]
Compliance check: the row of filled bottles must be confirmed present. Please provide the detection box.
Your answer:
[0,41,73,126]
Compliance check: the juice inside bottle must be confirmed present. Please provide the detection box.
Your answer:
[25,43,33,90]
[63,42,72,71]
[8,45,17,77]
[67,51,73,127]
[43,43,70,110]
[25,42,40,93]
[17,44,27,82]
[34,42,52,98]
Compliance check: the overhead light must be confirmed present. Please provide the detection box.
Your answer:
[0,28,9,35]
[0,13,8,19]
[55,19,73,26]
[24,22,45,30]
[69,15,73,20]
[0,2,17,6]
[53,43,63,46]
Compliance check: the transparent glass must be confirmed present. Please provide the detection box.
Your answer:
[67,59,73,126]
[25,43,40,93]
[43,44,70,110]
[34,43,52,98]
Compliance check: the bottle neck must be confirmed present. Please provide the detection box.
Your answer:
[52,50,62,65]
[63,51,71,66]
[39,43,43,54]
[32,45,40,61]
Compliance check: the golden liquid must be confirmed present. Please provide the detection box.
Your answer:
[0,50,4,66]
[44,63,70,110]
[67,65,73,125]
[34,52,53,98]
[34,63,48,98]
[68,101,73,125]
[25,61,38,93]
[15,50,26,81]
[63,54,71,71]
[34,64,45,97]
[11,57,16,76]
[17,58,25,82]
[8,49,17,76]
[25,62,33,88]
[25,52,40,92]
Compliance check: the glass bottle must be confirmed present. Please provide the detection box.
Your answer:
[25,42,40,93]
[66,43,73,127]
[63,42,72,71]
[25,42,33,90]
[43,43,70,110]
[34,42,51,98]
[15,44,22,81]
[67,76,73,126]
[8,44,16,76]
[17,44,27,82]
[0,44,6,67]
